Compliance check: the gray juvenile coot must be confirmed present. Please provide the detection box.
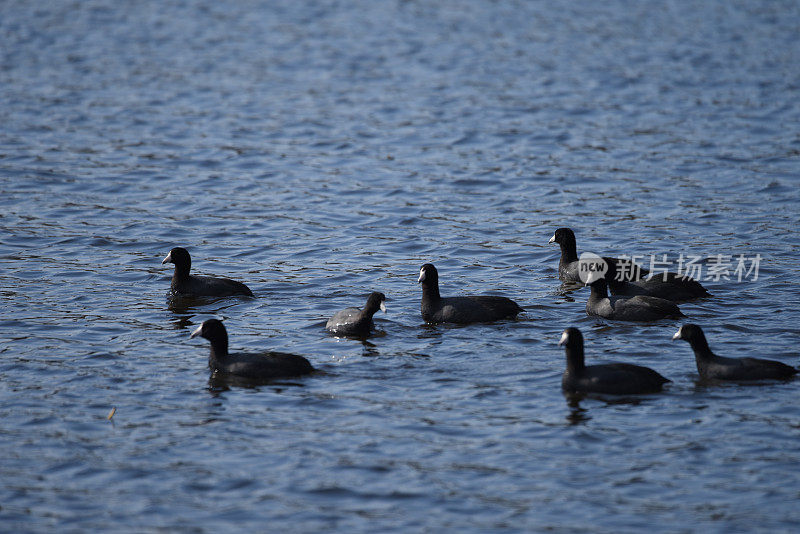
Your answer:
[559,327,670,394]
[603,258,709,302]
[672,324,798,381]
[190,319,313,380]
[418,263,523,324]
[586,278,685,321]
[548,228,645,283]
[162,247,253,297]
[326,292,386,337]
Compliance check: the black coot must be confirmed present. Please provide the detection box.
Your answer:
[162,247,253,297]
[418,263,523,324]
[190,319,313,380]
[326,292,386,337]
[586,278,685,321]
[548,228,644,283]
[559,327,670,394]
[603,258,709,302]
[672,324,797,381]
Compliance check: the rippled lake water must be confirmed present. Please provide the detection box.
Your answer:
[2,1,800,531]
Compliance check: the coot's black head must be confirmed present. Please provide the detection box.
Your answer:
[548,227,576,247]
[558,327,584,350]
[365,292,387,314]
[190,318,229,358]
[190,318,227,343]
[559,327,585,370]
[672,323,707,345]
[162,247,191,269]
[417,263,439,285]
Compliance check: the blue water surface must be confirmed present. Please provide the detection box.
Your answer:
[1,1,800,532]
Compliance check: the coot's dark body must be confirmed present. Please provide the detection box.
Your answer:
[548,228,645,283]
[586,278,685,321]
[190,319,313,381]
[418,263,523,324]
[326,292,386,337]
[673,324,797,381]
[163,247,253,297]
[559,327,670,395]
[548,229,710,302]
[604,258,709,302]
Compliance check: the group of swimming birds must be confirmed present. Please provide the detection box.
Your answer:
[163,227,797,393]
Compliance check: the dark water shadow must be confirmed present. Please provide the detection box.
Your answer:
[166,293,256,330]
[207,370,318,393]
[563,387,670,425]
[692,375,797,391]
[167,293,254,313]
[322,328,385,358]
[360,341,381,358]
[556,281,585,297]
[324,326,388,343]
[564,394,591,425]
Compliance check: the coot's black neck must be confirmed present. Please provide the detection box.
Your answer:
[172,261,191,283]
[564,344,585,374]
[559,238,579,265]
[207,334,229,365]
[589,279,609,300]
[363,299,382,318]
[687,333,714,360]
[420,280,440,301]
